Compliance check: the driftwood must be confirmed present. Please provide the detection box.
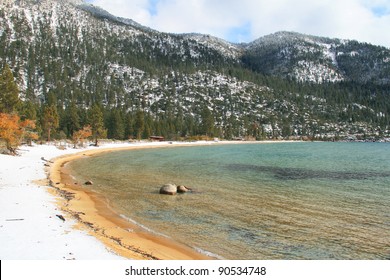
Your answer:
[5,219,24,221]
[41,157,54,163]
[56,214,66,222]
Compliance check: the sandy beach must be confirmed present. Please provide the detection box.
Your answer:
[1,141,231,260]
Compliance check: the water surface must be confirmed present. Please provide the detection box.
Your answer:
[69,142,390,259]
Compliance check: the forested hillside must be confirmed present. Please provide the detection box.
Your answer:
[0,0,389,144]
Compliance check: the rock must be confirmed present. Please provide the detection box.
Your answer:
[159,184,177,195]
[85,180,93,185]
[177,185,191,193]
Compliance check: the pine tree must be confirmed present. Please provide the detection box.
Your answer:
[134,110,145,140]
[42,104,59,142]
[200,106,215,137]
[65,101,80,137]
[20,100,37,121]
[108,109,125,140]
[124,112,134,139]
[88,104,106,146]
[0,64,20,113]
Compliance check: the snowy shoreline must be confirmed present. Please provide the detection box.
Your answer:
[0,143,128,260]
[0,141,224,259]
[0,140,295,260]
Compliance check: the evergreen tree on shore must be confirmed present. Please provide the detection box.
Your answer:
[0,64,20,113]
[89,104,106,146]
[42,104,59,142]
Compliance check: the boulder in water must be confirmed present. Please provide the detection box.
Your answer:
[159,184,177,195]
[177,185,191,193]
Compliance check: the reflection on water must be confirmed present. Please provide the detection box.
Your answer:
[69,143,390,259]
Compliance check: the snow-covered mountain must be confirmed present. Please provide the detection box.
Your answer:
[243,31,390,84]
[1,0,389,140]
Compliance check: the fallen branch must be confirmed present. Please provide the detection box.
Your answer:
[56,215,66,222]
[41,157,54,163]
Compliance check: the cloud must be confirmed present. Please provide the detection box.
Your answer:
[85,0,390,47]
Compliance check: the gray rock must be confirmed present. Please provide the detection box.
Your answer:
[160,184,177,195]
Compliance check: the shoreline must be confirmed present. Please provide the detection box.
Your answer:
[49,140,304,260]
[48,142,223,260]
[0,144,126,259]
[0,140,298,259]
[2,140,389,261]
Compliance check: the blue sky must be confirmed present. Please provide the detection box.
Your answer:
[85,0,390,47]
[372,5,389,17]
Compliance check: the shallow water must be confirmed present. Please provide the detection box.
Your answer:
[69,142,390,259]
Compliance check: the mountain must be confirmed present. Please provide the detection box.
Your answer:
[242,31,390,84]
[0,0,389,141]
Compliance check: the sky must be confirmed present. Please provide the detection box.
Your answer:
[85,0,390,48]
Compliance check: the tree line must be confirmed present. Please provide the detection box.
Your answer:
[0,63,225,154]
[0,64,96,154]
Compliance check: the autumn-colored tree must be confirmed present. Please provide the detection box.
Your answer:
[72,125,92,148]
[42,105,59,142]
[0,113,38,154]
[20,119,39,146]
[0,113,21,154]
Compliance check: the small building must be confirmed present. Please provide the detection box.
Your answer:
[149,136,165,142]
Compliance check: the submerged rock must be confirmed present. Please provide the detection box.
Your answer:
[177,185,191,193]
[159,184,177,195]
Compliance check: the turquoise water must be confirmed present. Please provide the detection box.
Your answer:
[69,142,390,259]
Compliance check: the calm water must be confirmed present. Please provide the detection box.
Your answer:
[69,142,390,259]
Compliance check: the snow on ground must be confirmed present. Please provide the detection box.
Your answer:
[0,143,129,260]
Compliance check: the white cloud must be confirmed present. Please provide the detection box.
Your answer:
[85,0,390,47]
